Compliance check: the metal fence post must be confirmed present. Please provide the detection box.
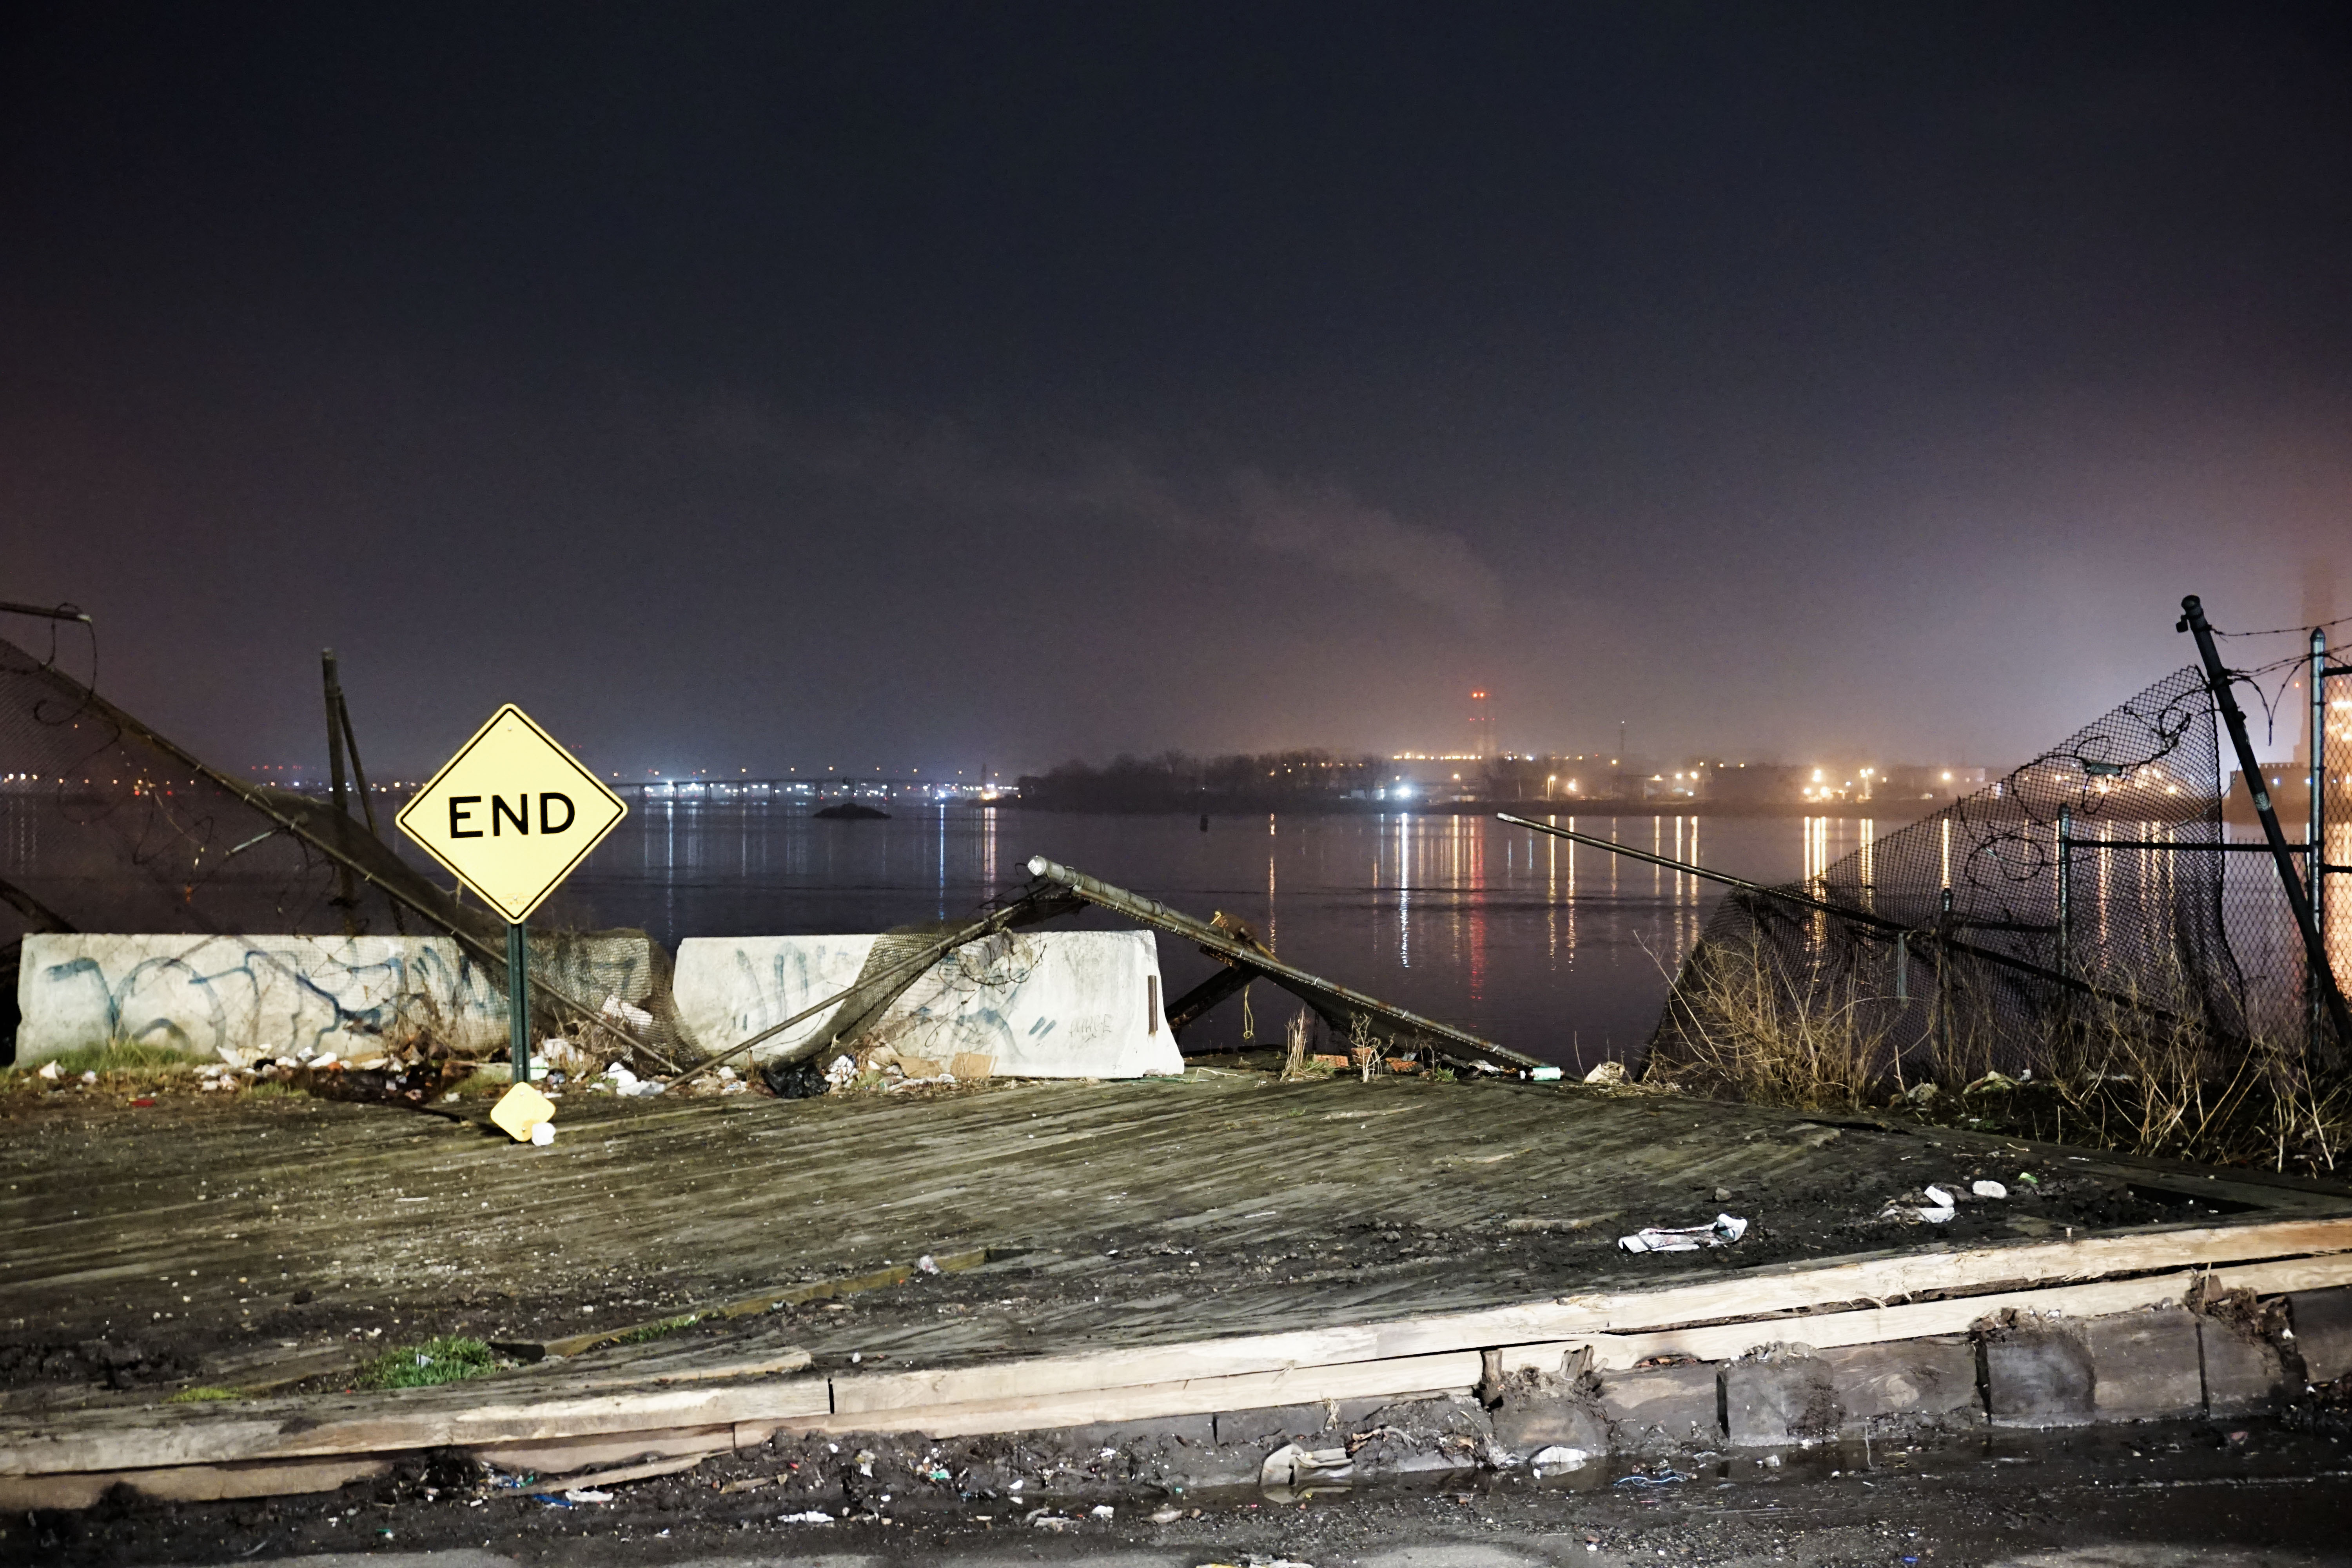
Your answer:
[2317,627,2329,1053]
[1935,885,1953,1068]
[2057,804,2073,983]
[507,920,531,1087]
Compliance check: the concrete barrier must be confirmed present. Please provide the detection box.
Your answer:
[672,929,1181,1078]
[11,932,655,1064]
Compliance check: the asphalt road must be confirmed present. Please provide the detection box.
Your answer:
[20,1416,2350,1568]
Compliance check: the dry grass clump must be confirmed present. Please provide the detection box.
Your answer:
[1650,938,1888,1112]
[1651,933,2351,1175]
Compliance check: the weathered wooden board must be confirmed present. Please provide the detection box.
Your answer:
[0,1375,833,1477]
[792,1350,1482,1439]
[0,1455,390,1510]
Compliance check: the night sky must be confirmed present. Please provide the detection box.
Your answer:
[6,4,2349,779]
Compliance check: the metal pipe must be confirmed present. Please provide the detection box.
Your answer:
[2061,840,2283,852]
[1025,856,1541,1071]
[2178,595,2352,1047]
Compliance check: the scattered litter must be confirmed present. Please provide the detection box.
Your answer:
[824,1054,859,1089]
[1531,1445,1592,1474]
[1151,1506,1183,1523]
[1089,1504,1115,1519]
[1613,1468,1693,1487]
[1619,1213,1749,1253]
[1880,1186,1957,1224]
[1027,1508,1076,1531]
[530,1122,556,1147]
[776,1510,835,1524]
[80,1069,96,1084]
[1972,1179,2008,1199]
[1529,1065,1562,1081]
[600,995,654,1030]
[917,1254,939,1274]
[37,1062,60,1081]
[561,1488,612,1503]
[1260,1441,1353,1497]
[2018,1171,2040,1187]
[1582,1060,1628,1085]
[537,1495,574,1509]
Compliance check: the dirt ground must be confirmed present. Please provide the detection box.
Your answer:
[9,1406,2352,1566]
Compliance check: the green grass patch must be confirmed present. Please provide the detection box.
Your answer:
[49,1040,213,1074]
[613,1313,701,1346]
[354,1335,497,1391]
[4,1041,214,1090]
[166,1385,242,1403]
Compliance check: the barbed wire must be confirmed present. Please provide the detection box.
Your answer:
[2213,610,2352,639]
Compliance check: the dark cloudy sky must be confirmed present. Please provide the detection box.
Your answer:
[5,3,2348,779]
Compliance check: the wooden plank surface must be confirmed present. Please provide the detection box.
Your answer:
[4,1071,2347,1483]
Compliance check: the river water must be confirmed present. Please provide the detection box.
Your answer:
[561,805,1882,1069]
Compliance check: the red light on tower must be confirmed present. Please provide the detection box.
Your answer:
[1468,688,1494,757]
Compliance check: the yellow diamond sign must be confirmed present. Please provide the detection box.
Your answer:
[396,704,627,924]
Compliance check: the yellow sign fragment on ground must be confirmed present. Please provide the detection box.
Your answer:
[489,1082,556,1143]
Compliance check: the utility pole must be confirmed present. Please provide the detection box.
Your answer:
[2179,596,2352,1049]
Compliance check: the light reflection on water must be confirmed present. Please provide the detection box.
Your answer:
[556,805,1869,1069]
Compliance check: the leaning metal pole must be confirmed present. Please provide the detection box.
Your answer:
[2179,595,2352,1048]
[1025,856,1543,1072]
